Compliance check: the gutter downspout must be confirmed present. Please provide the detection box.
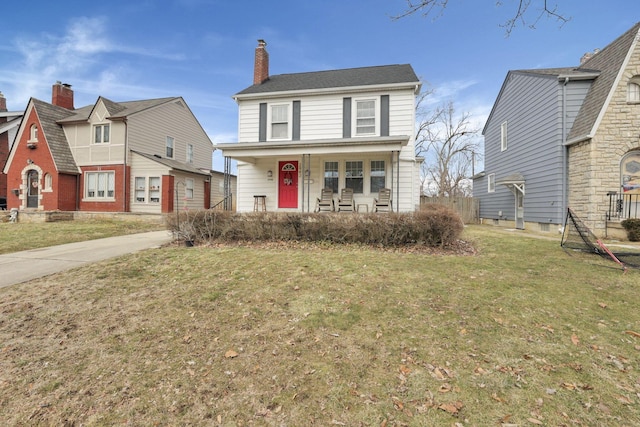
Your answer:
[562,77,569,223]
[123,118,128,212]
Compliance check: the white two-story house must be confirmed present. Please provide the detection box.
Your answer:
[216,40,422,213]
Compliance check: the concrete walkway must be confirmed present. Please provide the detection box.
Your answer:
[0,230,173,288]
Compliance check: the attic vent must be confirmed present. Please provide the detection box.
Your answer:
[175,101,184,108]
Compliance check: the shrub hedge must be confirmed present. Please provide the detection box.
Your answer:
[167,204,463,247]
[621,218,640,242]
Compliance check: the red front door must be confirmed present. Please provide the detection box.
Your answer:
[278,161,298,209]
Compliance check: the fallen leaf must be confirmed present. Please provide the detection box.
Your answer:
[541,325,554,333]
[399,365,411,375]
[571,334,580,346]
[527,418,543,425]
[438,401,463,415]
[224,349,238,358]
[625,330,640,338]
[598,302,608,309]
[439,383,452,393]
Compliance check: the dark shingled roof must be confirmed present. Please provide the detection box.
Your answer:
[567,21,640,141]
[132,151,210,176]
[235,64,419,96]
[57,97,178,123]
[31,98,80,174]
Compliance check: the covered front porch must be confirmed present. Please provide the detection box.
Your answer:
[215,136,419,213]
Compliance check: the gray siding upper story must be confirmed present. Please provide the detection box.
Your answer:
[475,71,590,224]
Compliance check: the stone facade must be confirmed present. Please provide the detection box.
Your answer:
[568,38,640,235]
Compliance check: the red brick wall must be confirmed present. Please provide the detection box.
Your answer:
[78,165,128,212]
[162,175,174,213]
[204,179,211,209]
[5,107,59,210]
[0,122,7,200]
[57,174,78,211]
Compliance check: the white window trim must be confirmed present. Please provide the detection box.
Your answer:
[352,98,379,137]
[186,143,194,164]
[93,123,110,144]
[43,173,53,192]
[28,124,38,143]
[488,173,496,193]
[166,136,175,159]
[500,121,508,152]
[267,102,292,141]
[627,78,640,104]
[185,178,194,199]
[84,171,115,201]
[134,176,161,204]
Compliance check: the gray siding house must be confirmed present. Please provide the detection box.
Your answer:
[474,22,640,237]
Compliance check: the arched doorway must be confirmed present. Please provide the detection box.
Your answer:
[27,169,39,208]
[621,150,640,194]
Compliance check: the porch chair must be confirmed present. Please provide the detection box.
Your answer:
[316,188,335,212]
[373,188,392,212]
[337,188,355,212]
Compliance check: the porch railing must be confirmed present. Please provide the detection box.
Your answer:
[606,191,640,221]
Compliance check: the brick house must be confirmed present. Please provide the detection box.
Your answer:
[473,22,640,238]
[3,82,214,214]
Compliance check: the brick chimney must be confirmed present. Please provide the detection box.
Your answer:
[0,91,6,112]
[52,81,74,109]
[253,39,269,85]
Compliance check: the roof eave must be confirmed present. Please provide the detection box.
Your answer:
[233,82,421,101]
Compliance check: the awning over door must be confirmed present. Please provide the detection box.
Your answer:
[496,173,525,195]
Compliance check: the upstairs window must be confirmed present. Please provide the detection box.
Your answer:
[355,99,376,135]
[94,124,110,144]
[187,143,194,164]
[29,124,38,142]
[500,121,508,152]
[628,76,640,103]
[166,136,174,158]
[270,104,289,139]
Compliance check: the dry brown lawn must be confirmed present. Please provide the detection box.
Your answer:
[1,226,639,426]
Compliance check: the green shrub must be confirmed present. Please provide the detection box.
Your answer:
[621,218,640,241]
[166,206,464,247]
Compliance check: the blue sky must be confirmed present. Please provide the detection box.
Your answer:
[1,1,639,171]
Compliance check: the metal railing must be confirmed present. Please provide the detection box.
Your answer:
[606,191,640,221]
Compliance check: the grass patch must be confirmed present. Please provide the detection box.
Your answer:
[0,219,165,254]
[0,226,638,425]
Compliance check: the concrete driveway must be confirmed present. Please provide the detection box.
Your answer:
[0,230,173,288]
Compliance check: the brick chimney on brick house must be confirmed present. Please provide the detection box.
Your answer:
[253,39,269,85]
[0,91,6,112]
[52,81,74,109]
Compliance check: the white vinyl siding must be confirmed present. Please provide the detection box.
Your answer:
[236,90,416,145]
[125,99,212,170]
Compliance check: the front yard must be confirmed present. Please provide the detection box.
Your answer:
[0,225,638,425]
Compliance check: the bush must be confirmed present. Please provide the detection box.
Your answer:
[621,218,640,241]
[166,206,464,248]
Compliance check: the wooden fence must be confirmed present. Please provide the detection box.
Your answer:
[420,196,479,224]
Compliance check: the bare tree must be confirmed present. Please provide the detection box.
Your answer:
[393,0,570,35]
[416,99,480,197]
